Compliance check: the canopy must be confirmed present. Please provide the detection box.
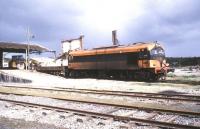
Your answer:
[0,42,50,53]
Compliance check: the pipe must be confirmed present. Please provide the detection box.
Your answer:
[80,35,84,50]
[112,30,118,45]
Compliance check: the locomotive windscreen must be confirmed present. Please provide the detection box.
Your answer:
[150,47,165,62]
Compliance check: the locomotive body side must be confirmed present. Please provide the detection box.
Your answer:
[67,42,168,81]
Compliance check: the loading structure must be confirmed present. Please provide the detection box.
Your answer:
[0,42,50,69]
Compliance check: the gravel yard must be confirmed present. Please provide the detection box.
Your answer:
[1,69,200,95]
[0,93,199,129]
[0,117,65,129]
[0,98,155,129]
[0,68,200,128]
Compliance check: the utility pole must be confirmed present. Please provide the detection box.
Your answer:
[25,27,30,70]
[26,27,33,70]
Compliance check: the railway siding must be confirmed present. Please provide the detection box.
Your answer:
[0,86,199,116]
[0,97,199,129]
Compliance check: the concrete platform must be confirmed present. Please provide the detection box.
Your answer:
[0,70,31,83]
[0,70,67,86]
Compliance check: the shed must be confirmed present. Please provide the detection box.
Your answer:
[0,41,50,68]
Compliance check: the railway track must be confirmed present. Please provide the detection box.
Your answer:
[2,85,200,103]
[0,85,200,128]
[54,87,200,103]
[0,98,199,129]
[0,85,199,116]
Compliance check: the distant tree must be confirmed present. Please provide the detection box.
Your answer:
[166,57,200,67]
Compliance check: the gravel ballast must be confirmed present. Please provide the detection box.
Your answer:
[0,94,199,129]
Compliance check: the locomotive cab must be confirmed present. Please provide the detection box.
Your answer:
[137,44,168,80]
[149,45,168,80]
[149,46,167,68]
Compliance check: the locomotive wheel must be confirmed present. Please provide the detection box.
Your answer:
[155,74,166,81]
[69,71,79,78]
[160,75,166,81]
[147,73,159,82]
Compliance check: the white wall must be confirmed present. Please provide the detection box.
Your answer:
[62,39,81,53]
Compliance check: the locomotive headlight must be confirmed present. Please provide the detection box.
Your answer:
[150,60,159,67]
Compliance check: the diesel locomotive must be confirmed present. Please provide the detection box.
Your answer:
[66,42,168,81]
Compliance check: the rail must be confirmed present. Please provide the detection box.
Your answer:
[0,98,199,129]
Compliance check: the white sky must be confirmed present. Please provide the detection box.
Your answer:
[0,0,200,57]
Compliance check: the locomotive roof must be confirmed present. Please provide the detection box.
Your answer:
[69,42,162,56]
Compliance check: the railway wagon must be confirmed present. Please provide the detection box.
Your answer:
[36,66,64,76]
[67,42,168,81]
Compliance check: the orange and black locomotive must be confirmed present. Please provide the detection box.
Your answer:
[67,42,168,81]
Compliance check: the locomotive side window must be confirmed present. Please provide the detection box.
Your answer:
[139,48,149,59]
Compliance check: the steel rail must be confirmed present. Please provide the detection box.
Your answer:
[56,87,200,99]
[0,98,199,129]
[1,85,200,103]
[0,90,199,117]
[55,87,200,103]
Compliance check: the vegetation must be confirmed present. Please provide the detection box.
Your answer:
[167,57,200,67]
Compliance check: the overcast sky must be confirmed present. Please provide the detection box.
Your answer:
[0,0,200,57]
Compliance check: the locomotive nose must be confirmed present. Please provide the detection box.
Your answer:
[157,57,164,63]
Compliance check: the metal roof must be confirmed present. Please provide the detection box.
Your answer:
[0,42,50,53]
[69,42,158,57]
